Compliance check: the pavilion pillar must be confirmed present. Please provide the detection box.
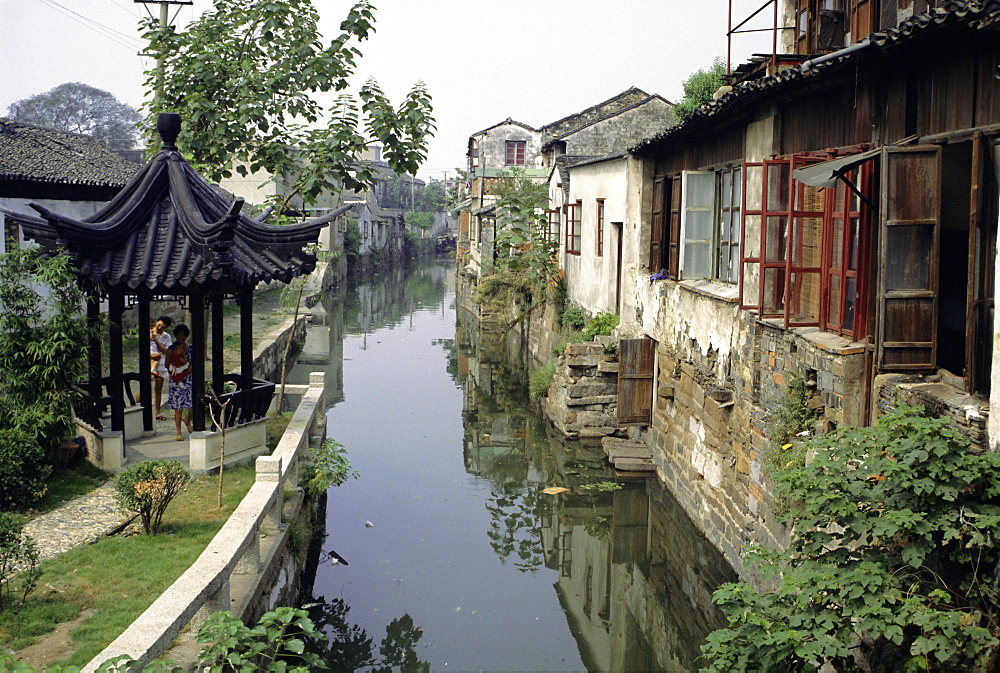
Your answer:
[86,285,102,400]
[138,293,153,433]
[211,294,225,396]
[239,287,254,391]
[108,291,125,433]
[191,288,207,431]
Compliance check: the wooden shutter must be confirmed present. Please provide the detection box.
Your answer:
[618,338,655,425]
[876,145,941,371]
[667,175,682,278]
[649,177,665,271]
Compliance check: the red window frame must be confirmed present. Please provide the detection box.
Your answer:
[565,201,581,255]
[596,199,605,257]
[822,161,873,340]
[740,151,873,338]
[505,140,526,166]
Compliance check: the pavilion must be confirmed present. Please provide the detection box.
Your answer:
[3,113,329,447]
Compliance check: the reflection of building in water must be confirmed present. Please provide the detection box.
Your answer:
[458,305,737,671]
[542,480,738,672]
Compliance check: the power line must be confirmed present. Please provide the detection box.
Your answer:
[35,0,143,52]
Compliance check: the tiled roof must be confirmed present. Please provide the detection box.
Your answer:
[0,119,139,187]
[632,0,1000,154]
[469,117,538,138]
[4,146,324,290]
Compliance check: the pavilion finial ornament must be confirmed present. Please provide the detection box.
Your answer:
[157,113,182,150]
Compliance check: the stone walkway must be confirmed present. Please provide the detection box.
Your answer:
[23,482,131,560]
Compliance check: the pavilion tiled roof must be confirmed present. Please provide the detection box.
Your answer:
[4,115,326,291]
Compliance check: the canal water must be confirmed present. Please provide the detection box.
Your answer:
[291,260,736,672]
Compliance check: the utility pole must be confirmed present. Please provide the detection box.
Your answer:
[135,0,193,105]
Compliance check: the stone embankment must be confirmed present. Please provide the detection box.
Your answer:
[545,341,625,439]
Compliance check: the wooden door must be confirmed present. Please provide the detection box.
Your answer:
[618,338,655,425]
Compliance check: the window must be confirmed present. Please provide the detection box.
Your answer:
[596,199,605,257]
[740,151,875,339]
[565,201,581,254]
[649,175,681,276]
[470,141,479,169]
[545,209,561,245]
[656,167,741,283]
[505,140,526,166]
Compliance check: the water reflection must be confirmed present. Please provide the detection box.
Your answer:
[302,595,431,672]
[299,260,736,672]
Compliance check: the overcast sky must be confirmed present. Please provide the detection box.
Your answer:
[1,0,776,183]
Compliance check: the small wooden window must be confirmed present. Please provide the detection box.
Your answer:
[565,201,581,254]
[649,177,665,271]
[505,140,525,166]
[545,209,561,245]
[618,337,655,425]
[596,199,604,257]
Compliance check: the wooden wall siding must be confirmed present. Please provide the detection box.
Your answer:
[780,86,862,154]
[920,53,976,137]
[976,47,1000,127]
[653,126,746,176]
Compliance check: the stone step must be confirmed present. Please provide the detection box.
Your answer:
[612,457,656,472]
[602,436,652,461]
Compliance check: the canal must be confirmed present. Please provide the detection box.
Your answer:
[291,259,736,671]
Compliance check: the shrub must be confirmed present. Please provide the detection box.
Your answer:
[301,439,359,496]
[702,406,1000,671]
[0,513,40,612]
[196,607,323,671]
[114,460,190,534]
[529,363,556,398]
[0,430,51,510]
[559,303,585,330]
[583,312,619,340]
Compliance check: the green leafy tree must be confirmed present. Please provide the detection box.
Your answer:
[195,607,324,671]
[0,246,92,453]
[6,82,142,149]
[673,57,727,119]
[301,438,359,496]
[702,406,1000,672]
[142,0,434,212]
[446,168,469,208]
[476,167,559,323]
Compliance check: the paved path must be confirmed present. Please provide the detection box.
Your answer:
[23,482,130,560]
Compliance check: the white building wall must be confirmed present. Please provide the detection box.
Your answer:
[563,158,630,317]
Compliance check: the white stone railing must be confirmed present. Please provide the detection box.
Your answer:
[82,372,326,672]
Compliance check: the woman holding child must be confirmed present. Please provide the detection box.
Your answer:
[165,323,194,440]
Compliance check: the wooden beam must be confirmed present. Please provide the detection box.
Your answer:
[108,291,125,433]
[138,293,153,433]
[191,288,207,431]
[240,288,254,392]
[211,294,225,396]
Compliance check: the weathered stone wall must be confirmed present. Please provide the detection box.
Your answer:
[639,291,869,578]
[545,342,624,439]
[252,316,307,383]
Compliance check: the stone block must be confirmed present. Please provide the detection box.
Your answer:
[566,395,617,407]
[568,382,618,398]
[597,360,619,374]
[658,384,675,399]
[736,447,750,475]
[692,382,705,409]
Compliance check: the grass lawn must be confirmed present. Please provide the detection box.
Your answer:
[0,463,256,668]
